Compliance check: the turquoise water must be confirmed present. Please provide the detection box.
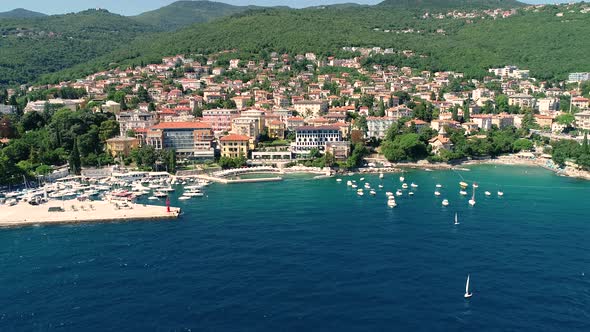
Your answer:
[1,165,590,331]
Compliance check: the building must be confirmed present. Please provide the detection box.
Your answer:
[0,105,16,115]
[219,134,250,158]
[428,127,452,155]
[366,117,396,139]
[574,111,590,131]
[231,117,260,140]
[568,72,590,83]
[534,115,554,129]
[291,126,345,157]
[471,114,493,131]
[488,66,529,79]
[116,111,157,136]
[508,94,536,109]
[101,100,121,113]
[106,137,139,158]
[492,113,514,129]
[145,121,214,159]
[267,120,286,139]
[293,100,328,118]
[202,108,239,133]
[386,106,412,120]
[572,97,590,111]
[537,97,560,115]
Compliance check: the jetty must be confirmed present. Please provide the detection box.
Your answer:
[0,199,181,228]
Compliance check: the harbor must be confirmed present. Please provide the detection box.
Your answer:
[0,199,180,228]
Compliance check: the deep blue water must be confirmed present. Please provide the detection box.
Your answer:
[1,165,590,331]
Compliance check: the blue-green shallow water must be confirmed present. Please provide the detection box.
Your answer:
[1,165,590,331]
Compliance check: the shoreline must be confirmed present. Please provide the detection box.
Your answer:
[0,199,181,229]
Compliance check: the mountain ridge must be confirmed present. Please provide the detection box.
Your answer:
[0,8,47,19]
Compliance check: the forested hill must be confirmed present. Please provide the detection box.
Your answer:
[44,3,590,83]
[0,8,47,19]
[132,0,270,31]
[0,9,158,85]
[377,0,525,10]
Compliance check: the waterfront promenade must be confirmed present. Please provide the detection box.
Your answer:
[0,199,181,228]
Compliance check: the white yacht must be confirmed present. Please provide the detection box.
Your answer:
[485,191,491,196]
[442,199,449,206]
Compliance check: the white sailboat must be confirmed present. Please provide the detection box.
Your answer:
[464,274,473,298]
[454,213,459,225]
[469,185,476,206]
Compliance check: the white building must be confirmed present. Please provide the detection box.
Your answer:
[291,126,346,157]
[575,111,590,131]
[116,110,157,136]
[366,117,396,139]
[537,97,560,115]
[568,72,590,83]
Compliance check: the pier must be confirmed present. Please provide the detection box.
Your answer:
[0,199,181,228]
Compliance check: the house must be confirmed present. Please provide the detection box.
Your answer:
[537,97,560,115]
[219,134,250,158]
[202,109,239,133]
[534,114,554,129]
[293,100,328,118]
[428,127,452,155]
[106,137,139,158]
[267,120,286,139]
[366,117,396,139]
[471,114,493,131]
[572,97,590,111]
[116,111,157,136]
[508,94,536,109]
[574,111,590,131]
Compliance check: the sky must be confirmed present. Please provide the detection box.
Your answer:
[0,0,579,16]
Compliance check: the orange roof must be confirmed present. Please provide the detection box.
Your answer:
[151,121,211,130]
[220,134,250,141]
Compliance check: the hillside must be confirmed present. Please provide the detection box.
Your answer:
[377,0,525,9]
[0,8,47,19]
[43,4,590,83]
[132,0,267,31]
[0,9,158,85]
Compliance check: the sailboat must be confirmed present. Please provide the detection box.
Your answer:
[468,186,476,206]
[464,274,473,298]
[454,213,459,225]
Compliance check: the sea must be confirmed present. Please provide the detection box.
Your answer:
[1,165,590,331]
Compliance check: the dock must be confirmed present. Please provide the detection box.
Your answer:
[0,199,181,228]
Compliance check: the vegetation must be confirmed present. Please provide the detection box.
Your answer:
[132,0,267,31]
[551,133,590,170]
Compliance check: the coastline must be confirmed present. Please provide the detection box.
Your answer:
[355,154,590,181]
[0,199,181,229]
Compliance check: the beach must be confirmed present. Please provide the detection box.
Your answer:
[0,199,181,228]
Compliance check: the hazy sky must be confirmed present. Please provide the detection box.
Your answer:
[0,0,579,16]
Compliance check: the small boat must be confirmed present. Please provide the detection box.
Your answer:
[409,192,414,196]
[357,191,364,196]
[442,199,449,206]
[148,196,158,200]
[402,183,409,189]
[347,180,353,186]
[336,178,342,182]
[410,183,418,188]
[469,186,476,206]
[179,196,191,201]
[388,195,396,201]
[460,190,468,196]
[154,191,168,198]
[454,212,459,225]
[498,191,504,197]
[378,184,384,189]
[395,190,403,196]
[387,200,397,207]
[364,183,371,189]
[379,173,384,179]
[464,274,473,298]
[399,176,405,182]
[485,191,491,196]
[360,177,365,181]
[459,181,468,189]
[370,189,376,196]
[473,183,479,188]
[385,191,393,197]
[436,184,442,188]
[434,191,441,196]
[352,184,358,189]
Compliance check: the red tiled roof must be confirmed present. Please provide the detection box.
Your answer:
[220,134,250,141]
[151,122,211,130]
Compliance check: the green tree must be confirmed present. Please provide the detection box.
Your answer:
[99,120,120,142]
[69,137,81,175]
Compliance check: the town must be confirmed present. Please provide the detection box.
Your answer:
[1,48,590,185]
